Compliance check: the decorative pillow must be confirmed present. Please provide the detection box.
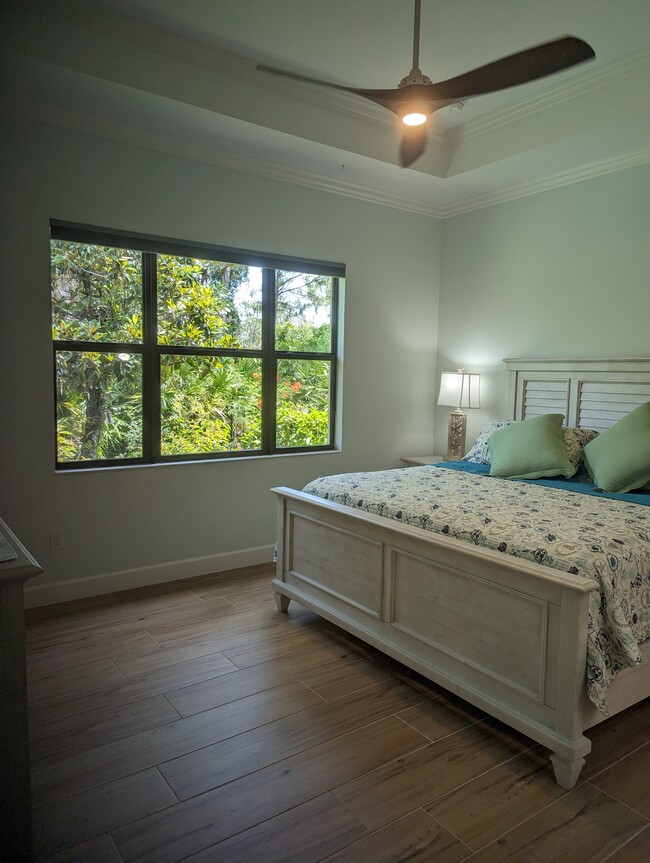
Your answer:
[583,402,650,493]
[462,420,513,463]
[488,414,577,480]
[563,427,599,469]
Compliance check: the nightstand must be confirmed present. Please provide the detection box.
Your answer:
[400,455,446,467]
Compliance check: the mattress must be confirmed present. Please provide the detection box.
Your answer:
[303,464,650,712]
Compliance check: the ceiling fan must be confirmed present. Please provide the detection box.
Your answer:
[257,0,595,168]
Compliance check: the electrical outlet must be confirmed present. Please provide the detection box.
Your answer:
[50,530,65,550]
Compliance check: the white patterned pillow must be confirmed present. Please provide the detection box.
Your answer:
[462,421,513,463]
[563,427,599,469]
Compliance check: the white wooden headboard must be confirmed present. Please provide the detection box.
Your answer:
[504,358,650,431]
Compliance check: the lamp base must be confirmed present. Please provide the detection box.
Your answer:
[446,410,467,460]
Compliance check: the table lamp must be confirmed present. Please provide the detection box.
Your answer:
[437,368,481,460]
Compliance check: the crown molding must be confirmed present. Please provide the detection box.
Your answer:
[449,45,650,144]
[143,128,650,219]
[443,146,650,217]
[171,135,449,218]
[1,103,448,218]
[4,97,649,222]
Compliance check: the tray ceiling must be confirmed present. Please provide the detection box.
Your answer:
[2,0,649,216]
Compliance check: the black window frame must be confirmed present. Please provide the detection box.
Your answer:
[51,221,342,470]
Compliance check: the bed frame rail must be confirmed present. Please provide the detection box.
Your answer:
[272,486,599,789]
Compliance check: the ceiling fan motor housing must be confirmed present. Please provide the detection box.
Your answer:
[398,68,433,88]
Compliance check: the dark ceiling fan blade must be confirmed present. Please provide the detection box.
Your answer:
[352,87,457,114]
[256,64,429,109]
[257,67,452,114]
[423,36,595,102]
[256,64,365,96]
[257,28,594,171]
[258,35,594,113]
[399,125,428,168]
[257,64,413,103]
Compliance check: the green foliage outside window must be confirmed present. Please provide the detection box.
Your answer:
[55,350,143,462]
[276,359,330,448]
[160,355,263,455]
[51,234,337,465]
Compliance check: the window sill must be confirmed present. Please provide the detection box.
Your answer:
[54,448,342,475]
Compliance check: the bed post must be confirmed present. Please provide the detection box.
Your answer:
[549,586,594,788]
[274,591,290,612]
[274,491,291,612]
[550,753,586,790]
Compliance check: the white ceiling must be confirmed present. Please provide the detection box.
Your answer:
[2,0,650,216]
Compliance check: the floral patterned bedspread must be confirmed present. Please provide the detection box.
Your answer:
[303,466,650,712]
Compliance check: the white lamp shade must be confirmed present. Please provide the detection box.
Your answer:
[438,372,481,409]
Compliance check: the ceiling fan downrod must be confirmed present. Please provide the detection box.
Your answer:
[399,0,432,88]
[398,0,433,127]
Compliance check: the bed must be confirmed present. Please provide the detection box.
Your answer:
[271,357,650,788]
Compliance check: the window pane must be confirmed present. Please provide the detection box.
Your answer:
[160,355,262,454]
[276,359,331,448]
[56,350,142,462]
[51,240,143,343]
[157,256,262,349]
[275,271,333,352]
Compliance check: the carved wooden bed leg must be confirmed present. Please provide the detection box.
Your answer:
[550,752,586,790]
[274,591,290,612]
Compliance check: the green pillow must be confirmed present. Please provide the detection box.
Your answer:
[489,414,576,480]
[583,401,650,493]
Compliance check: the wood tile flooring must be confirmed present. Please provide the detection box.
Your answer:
[25,563,650,862]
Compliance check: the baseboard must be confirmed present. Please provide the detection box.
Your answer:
[23,544,275,609]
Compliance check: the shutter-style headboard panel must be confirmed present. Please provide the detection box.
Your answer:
[522,378,569,421]
[578,380,650,431]
[504,358,650,428]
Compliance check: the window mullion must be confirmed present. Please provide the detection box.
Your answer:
[328,276,339,447]
[261,268,276,453]
[142,252,160,461]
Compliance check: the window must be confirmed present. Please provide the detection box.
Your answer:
[50,223,341,469]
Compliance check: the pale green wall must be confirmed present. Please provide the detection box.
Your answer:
[4,111,647,604]
[0,116,441,602]
[436,165,650,452]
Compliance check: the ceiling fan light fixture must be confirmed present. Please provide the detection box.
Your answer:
[398,99,431,126]
[401,109,428,126]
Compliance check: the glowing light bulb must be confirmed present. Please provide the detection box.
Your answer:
[402,111,428,126]
[398,100,431,127]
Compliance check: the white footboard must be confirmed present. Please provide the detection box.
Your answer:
[272,486,600,789]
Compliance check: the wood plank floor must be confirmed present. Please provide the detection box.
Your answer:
[26,563,650,862]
